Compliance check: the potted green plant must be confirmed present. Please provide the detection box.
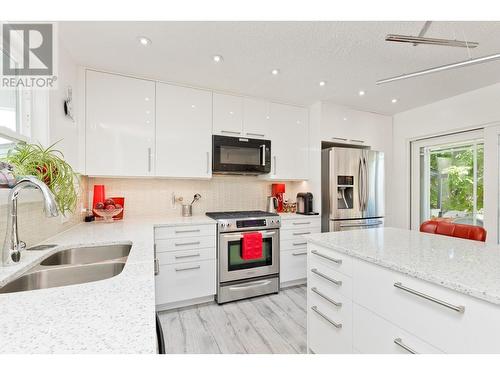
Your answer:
[1,141,80,215]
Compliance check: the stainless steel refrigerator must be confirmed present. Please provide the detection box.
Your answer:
[321,147,384,232]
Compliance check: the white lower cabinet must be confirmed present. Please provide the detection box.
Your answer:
[155,259,216,307]
[307,243,500,354]
[280,216,320,286]
[353,304,443,354]
[154,223,216,310]
[308,283,353,354]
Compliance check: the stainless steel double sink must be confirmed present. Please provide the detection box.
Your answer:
[0,244,131,294]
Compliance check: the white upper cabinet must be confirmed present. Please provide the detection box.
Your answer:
[242,98,270,138]
[156,83,212,178]
[268,103,309,180]
[321,104,392,151]
[85,70,155,177]
[213,93,243,136]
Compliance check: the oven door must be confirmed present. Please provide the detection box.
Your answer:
[212,135,271,174]
[219,229,279,283]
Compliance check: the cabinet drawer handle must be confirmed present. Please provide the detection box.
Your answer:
[332,137,348,142]
[292,242,307,246]
[292,251,307,256]
[221,130,241,135]
[394,338,418,354]
[311,287,342,307]
[350,139,365,144]
[311,306,342,329]
[293,231,311,236]
[311,250,342,264]
[174,229,201,234]
[175,241,201,247]
[175,265,201,272]
[393,282,465,313]
[292,221,311,225]
[247,132,265,137]
[175,253,201,259]
[311,268,342,286]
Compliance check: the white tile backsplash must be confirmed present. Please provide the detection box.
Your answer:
[89,176,306,218]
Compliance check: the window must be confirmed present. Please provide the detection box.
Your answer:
[411,130,484,229]
[0,48,31,153]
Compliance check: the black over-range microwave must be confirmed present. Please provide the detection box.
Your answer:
[212,135,271,174]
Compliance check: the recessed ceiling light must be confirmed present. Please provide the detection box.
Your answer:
[145,97,150,102]
[138,36,151,46]
[358,90,365,96]
[213,55,223,63]
[343,117,348,121]
[271,69,280,75]
[319,81,327,87]
[391,98,398,103]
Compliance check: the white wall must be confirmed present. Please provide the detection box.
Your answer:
[48,42,80,171]
[391,82,500,235]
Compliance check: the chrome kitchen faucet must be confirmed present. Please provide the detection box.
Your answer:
[2,176,59,266]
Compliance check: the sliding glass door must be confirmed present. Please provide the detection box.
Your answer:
[410,130,484,229]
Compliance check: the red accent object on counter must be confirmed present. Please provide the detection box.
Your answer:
[92,185,105,209]
[272,183,286,212]
[241,232,263,260]
[111,197,125,220]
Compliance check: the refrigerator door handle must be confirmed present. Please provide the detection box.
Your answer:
[358,157,363,212]
[363,155,369,212]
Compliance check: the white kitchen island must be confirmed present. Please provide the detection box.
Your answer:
[305,227,500,354]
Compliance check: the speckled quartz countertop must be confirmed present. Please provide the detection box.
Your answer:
[305,227,500,305]
[0,215,216,354]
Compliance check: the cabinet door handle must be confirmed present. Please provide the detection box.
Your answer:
[292,250,307,256]
[393,282,465,313]
[221,130,241,135]
[147,147,152,172]
[311,287,342,307]
[247,132,265,137]
[293,231,311,236]
[174,253,201,259]
[273,156,277,174]
[292,221,311,225]
[175,265,201,272]
[206,151,210,174]
[332,137,348,142]
[154,258,160,275]
[311,268,342,286]
[175,229,201,234]
[174,241,201,247]
[311,306,342,328]
[292,242,307,246]
[350,139,365,144]
[393,338,418,354]
[311,250,342,264]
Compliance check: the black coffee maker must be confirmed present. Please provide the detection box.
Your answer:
[296,192,318,215]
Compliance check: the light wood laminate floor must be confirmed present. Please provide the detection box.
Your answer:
[158,285,307,354]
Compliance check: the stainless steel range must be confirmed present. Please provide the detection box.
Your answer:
[205,210,281,304]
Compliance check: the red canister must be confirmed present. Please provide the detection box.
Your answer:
[92,185,105,209]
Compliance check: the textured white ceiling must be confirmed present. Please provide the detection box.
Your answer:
[59,21,500,115]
